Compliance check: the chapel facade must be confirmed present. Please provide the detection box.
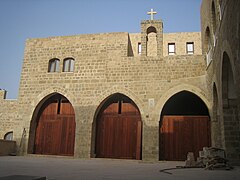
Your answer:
[0,0,239,162]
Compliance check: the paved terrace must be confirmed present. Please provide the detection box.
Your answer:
[0,156,239,180]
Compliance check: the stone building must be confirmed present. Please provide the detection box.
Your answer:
[201,0,240,162]
[0,1,239,162]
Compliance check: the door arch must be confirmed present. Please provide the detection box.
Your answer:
[30,93,76,156]
[95,93,142,160]
[159,90,211,161]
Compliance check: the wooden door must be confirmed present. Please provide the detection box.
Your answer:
[160,116,210,161]
[35,98,76,156]
[96,102,142,160]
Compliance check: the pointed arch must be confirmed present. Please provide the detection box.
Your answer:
[159,90,211,161]
[221,52,237,107]
[221,50,239,159]
[93,93,142,160]
[94,86,145,117]
[156,84,211,118]
[28,93,76,156]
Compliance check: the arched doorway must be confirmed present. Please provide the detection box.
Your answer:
[159,91,211,161]
[31,93,76,156]
[95,93,142,160]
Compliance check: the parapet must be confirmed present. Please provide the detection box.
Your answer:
[0,89,7,100]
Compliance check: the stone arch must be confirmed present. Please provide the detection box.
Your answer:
[92,93,142,160]
[220,40,237,86]
[220,50,239,159]
[28,91,76,156]
[160,90,209,117]
[30,87,76,109]
[94,86,145,117]
[147,26,157,34]
[156,84,211,117]
[221,52,237,107]
[159,90,211,161]
[90,87,145,159]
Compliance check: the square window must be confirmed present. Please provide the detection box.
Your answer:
[187,42,194,54]
[168,43,175,55]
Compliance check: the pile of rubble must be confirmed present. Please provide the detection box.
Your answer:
[185,147,233,170]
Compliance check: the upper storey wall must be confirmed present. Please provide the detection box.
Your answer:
[129,32,202,57]
[163,32,202,56]
[18,30,206,102]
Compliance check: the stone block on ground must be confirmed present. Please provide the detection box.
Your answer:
[0,175,46,180]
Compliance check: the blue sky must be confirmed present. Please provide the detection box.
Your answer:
[0,0,202,99]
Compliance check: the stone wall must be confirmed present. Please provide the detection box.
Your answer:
[0,21,211,161]
[0,139,16,156]
[163,32,202,56]
[129,31,202,57]
[201,0,240,161]
[0,90,18,140]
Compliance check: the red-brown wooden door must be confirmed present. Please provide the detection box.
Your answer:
[160,116,210,161]
[96,102,142,160]
[35,98,76,156]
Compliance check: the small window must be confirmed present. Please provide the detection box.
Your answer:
[138,43,142,54]
[186,42,194,54]
[4,131,13,141]
[63,58,75,72]
[168,43,175,55]
[48,58,60,72]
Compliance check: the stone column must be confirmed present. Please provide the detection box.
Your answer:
[141,115,159,161]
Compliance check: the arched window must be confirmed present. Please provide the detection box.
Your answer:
[48,58,60,72]
[63,58,75,72]
[205,27,213,66]
[4,131,13,141]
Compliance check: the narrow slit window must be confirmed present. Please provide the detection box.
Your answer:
[138,43,142,54]
[186,42,194,54]
[168,43,175,55]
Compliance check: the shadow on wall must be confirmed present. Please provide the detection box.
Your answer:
[0,139,16,156]
[159,116,211,161]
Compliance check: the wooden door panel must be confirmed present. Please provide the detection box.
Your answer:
[61,103,75,115]
[122,103,138,114]
[96,102,142,160]
[35,98,75,156]
[42,103,58,115]
[160,116,210,161]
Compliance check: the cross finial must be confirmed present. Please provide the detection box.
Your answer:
[147,8,157,20]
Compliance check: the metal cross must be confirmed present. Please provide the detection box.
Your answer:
[147,9,157,20]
